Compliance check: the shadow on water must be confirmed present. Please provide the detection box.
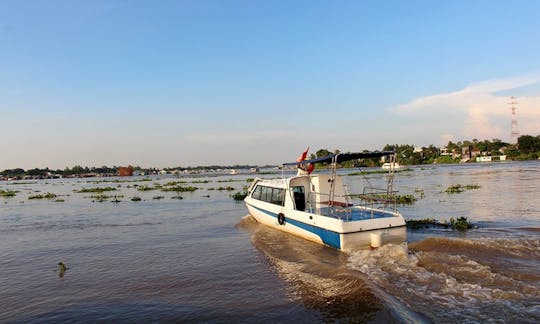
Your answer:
[236,215,426,323]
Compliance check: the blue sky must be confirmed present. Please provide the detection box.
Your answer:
[1,0,539,169]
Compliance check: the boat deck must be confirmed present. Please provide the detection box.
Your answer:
[317,206,396,221]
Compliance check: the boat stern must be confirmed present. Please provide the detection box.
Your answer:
[340,225,407,252]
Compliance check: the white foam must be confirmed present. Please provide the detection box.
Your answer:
[347,241,540,322]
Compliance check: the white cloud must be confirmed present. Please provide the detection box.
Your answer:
[390,74,540,144]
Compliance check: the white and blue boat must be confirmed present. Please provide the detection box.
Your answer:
[244,151,406,252]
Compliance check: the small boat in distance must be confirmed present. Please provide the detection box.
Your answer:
[244,150,406,252]
[382,162,402,170]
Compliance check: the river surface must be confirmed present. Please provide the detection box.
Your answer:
[1,161,539,323]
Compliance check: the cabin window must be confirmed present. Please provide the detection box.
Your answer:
[251,185,262,200]
[251,185,285,206]
[271,188,285,206]
[261,186,271,202]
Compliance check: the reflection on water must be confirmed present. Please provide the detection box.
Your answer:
[1,161,539,322]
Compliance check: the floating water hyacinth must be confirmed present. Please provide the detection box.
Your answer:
[161,185,198,192]
[0,189,18,197]
[57,262,68,278]
[231,191,248,201]
[75,187,117,193]
[445,184,481,194]
[28,192,57,199]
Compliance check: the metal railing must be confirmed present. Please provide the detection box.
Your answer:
[305,186,398,220]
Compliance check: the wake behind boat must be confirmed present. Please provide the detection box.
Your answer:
[244,149,406,252]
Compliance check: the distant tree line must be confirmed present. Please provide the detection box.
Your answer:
[0,165,121,179]
[2,135,539,178]
[514,135,540,158]
[384,135,540,165]
[163,164,274,172]
[0,164,273,180]
[311,134,540,167]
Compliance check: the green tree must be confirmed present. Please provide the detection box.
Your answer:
[446,141,459,152]
[315,149,332,158]
[518,135,540,154]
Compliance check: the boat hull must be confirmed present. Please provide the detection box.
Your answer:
[245,200,406,252]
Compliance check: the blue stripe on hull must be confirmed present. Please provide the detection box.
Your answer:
[247,203,341,250]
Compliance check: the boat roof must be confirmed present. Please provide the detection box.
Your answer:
[253,178,288,189]
[282,151,395,166]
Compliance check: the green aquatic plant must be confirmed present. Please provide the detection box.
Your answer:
[137,185,158,191]
[54,199,65,202]
[58,262,68,271]
[111,195,121,203]
[75,187,117,193]
[89,194,112,202]
[131,196,142,201]
[44,192,57,199]
[6,181,36,185]
[152,196,165,200]
[231,191,248,201]
[161,185,198,192]
[191,180,210,184]
[171,196,183,200]
[445,184,481,194]
[57,261,68,278]
[28,192,58,200]
[217,186,235,191]
[395,194,416,204]
[445,184,463,194]
[450,217,473,231]
[407,217,475,231]
[163,181,187,186]
[354,193,417,205]
[0,189,18,197]
[406,218,447,229]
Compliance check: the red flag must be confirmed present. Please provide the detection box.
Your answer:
[296,146,309,163]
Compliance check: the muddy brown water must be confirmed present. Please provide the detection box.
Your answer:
[1,161,539,322]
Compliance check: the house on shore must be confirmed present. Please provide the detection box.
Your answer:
[118,166,134,176]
